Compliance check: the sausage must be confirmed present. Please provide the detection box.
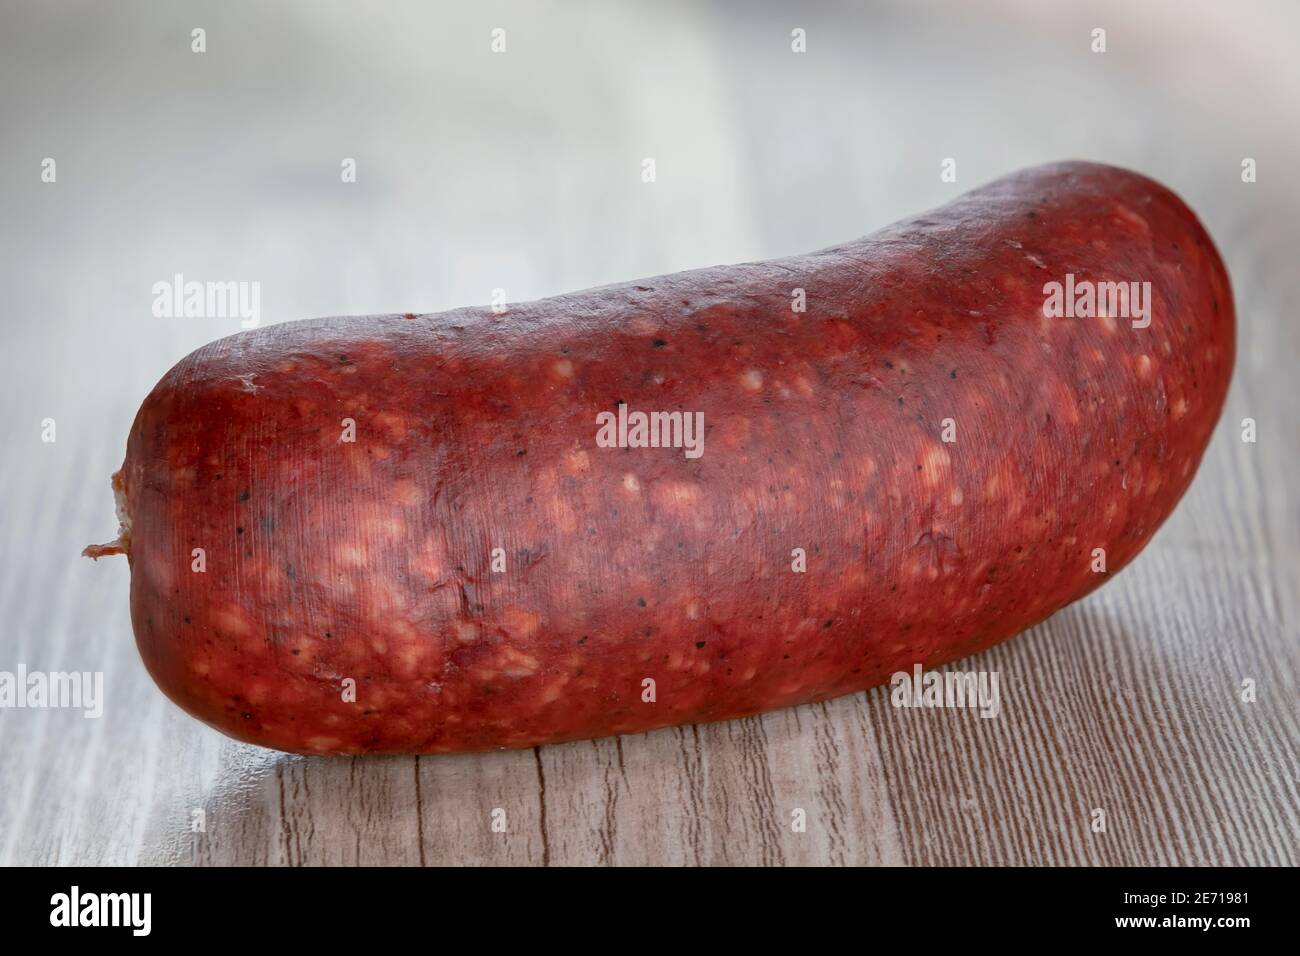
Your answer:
[86,161,1234,754]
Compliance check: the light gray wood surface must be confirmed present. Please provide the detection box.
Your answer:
[1,0,1296,866]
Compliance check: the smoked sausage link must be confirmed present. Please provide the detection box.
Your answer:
[89,162,1234,754]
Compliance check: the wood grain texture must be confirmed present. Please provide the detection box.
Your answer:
[1,0,1296,866]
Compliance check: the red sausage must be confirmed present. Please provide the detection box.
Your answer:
[87,162,1233,754]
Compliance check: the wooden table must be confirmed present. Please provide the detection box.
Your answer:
[1,1,1296,866]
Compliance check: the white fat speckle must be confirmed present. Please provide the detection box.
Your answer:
[1114,203,1151,234]
[499,648,540,678]
[336,545,367,567]
[919,444,951,487]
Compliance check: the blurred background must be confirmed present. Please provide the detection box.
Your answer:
[1,1,1296,865]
